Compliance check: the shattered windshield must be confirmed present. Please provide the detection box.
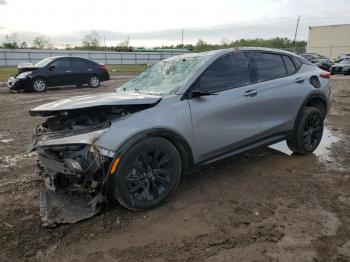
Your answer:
[117,54,211,96]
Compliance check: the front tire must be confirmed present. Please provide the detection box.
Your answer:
[88,75,100,88]
[31,77,47,92]
[112,137,181,210]
[287,107,324,155]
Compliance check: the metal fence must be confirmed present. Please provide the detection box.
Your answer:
[0,49,189,67]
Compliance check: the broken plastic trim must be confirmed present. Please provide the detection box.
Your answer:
[40,186,100,226]
[28,127,110,153]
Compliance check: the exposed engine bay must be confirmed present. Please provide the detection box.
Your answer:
[29,105,149,226]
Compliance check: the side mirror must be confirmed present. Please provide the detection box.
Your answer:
[48,65,55,70]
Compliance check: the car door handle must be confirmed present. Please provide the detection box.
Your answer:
[88,68,92,71]
[65,70,72,73]
[295,77,304,83]
[243,89,258,97]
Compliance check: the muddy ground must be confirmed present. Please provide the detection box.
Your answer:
[0,76,349,262]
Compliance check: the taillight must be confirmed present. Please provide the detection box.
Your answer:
[320,72,331,79]
[101,65,108,71]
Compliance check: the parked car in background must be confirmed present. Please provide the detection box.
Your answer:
[300,53,333,71]
[28,48,332,225]
[300,53,319,61]
[331,58,350,75]
[311,58,333,72]
[338,53,350,61]
[7,56,110,92]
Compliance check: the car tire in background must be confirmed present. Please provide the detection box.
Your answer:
[88,75,100,88]
[31,77,48,92]
[287,106,324,155]
[111,137,182,210]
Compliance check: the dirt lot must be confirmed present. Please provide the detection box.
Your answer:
[0,76,349,262]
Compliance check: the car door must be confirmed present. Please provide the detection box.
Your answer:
[248,51,306,134]
[70,58,92,84]
[188,51,264,162]
[46,58,73,86]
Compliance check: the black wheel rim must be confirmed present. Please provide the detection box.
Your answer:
[125,149,173,202]
[303,114,323,150]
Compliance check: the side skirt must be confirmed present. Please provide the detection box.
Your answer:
[197,132,292,167]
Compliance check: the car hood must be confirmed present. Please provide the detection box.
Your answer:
[17,63,40,74]
[30,92,162,116]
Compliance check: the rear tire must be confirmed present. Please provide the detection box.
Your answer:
[112,137,181,210]
[287,107,324,155]
[31,77,47,92]
[88,75,100,88]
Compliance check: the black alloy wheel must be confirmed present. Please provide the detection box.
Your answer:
[287,106,324,155]
[112,137,181,210]
[302,113,323,151]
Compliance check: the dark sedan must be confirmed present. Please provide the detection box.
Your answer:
[7,56,110,92]
[331,59,350,75]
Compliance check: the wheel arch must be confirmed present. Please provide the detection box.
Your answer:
[293,93,328,130]
[113,128,195,176]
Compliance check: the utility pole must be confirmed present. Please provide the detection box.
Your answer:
[293,16,300,52]
[181,29,184,47]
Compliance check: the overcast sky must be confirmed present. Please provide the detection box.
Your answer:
[0,0,350,47]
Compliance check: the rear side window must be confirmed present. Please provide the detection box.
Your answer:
[196,52,251,92]
[292,57,303,69]
[71,58,97,68]
[71,58,89,68]
[251,52,287,81]
[282,55,296,75]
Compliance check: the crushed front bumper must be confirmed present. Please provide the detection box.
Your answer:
[7,76,30,91]
[31,126,114,226]
[40,186,100,226]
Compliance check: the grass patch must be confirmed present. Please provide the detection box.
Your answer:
[0,68,17,82]
[107,64,148,74]
[0,65,148,82]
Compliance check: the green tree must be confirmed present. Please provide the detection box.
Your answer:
[2,33,18,49]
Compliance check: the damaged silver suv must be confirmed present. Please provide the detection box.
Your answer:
[29,48,332,225]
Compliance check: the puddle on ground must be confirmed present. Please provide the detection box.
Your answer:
[269,127,339,162]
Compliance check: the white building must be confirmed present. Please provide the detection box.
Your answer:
[306,24,350,59]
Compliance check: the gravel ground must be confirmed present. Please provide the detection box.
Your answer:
[0,76,349,262]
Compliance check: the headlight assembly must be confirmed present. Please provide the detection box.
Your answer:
[16,72,32,79]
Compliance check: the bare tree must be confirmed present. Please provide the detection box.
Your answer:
[32,36,53,49]
[82,31,101,50]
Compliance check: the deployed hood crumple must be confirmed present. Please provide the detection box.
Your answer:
[17,63,39,74]
[30,92,162,116]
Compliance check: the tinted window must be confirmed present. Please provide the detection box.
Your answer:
[71,58,90,68]
[293,57,303,69]
[196,52,251,92]
[282,55,296,75]
[252,52,287,81]
[50,59,70,69]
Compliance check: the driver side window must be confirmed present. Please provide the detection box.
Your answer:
[195,52,251,93]
[50,59,70,69]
